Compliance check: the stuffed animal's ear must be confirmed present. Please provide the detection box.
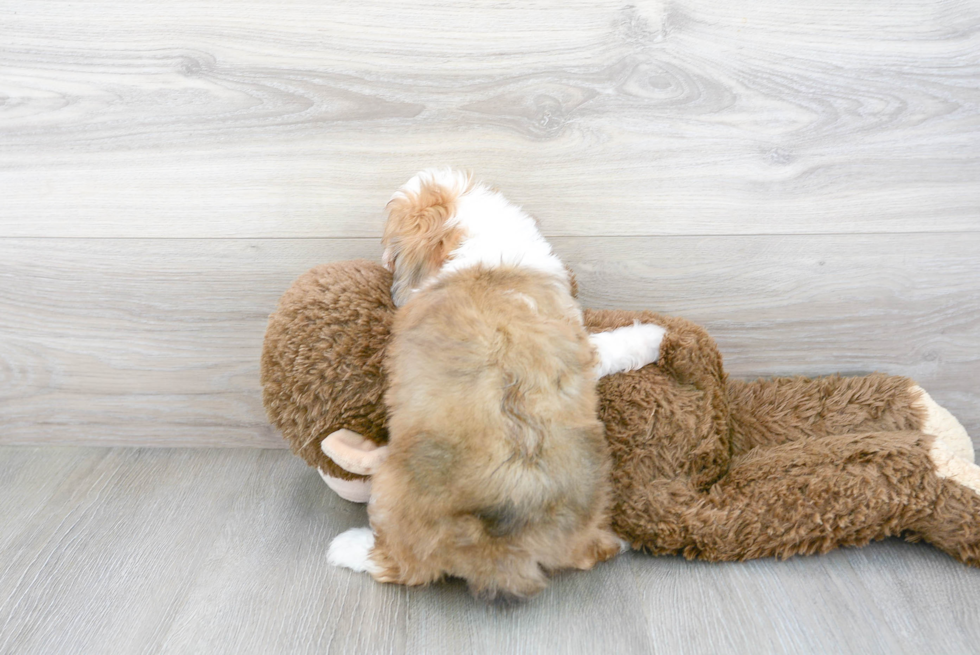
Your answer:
[322,429,389,476]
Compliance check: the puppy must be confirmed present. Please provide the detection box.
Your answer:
[329,169,666,599]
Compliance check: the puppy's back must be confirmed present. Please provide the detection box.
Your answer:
[373,266,613,597]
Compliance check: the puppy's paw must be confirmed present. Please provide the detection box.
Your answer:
[327,527,379,574]
[591,322,666,378]
[569,530,628,570]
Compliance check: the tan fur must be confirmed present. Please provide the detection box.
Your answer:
[376,201,619,598]
[262,260,980,580]
[382,175,470,307]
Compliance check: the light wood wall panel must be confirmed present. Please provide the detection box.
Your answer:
[1,234,976,447]
[1,0,979,237]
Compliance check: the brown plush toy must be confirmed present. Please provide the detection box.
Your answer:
[261,259,980,565]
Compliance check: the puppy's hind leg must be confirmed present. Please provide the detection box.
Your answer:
[590,323,667,378]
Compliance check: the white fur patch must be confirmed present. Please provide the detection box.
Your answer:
[929,438,980,496]
[590,323,666,378]
[912,386,974,463]
[437,180,568,283]
[327,527,380,574]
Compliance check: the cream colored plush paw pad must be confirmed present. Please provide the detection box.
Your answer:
[318,468,372,503]
[912,386,974,463]
[929,439,980,496]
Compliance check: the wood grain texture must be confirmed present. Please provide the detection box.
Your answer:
[1,234,977,448]
[1,0,978,237]
[629,541,980,654]
[2,447,980,655]
[0,448,407,655]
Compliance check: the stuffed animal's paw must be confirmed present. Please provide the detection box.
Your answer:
[317,468,372,503]
[916,386,980,495]
[913,386,974,463]
[327,527,380,574]
[930,439,980,496]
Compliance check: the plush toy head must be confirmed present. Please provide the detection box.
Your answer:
[261,260,392,500]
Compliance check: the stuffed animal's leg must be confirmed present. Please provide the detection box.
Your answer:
[619,429,980,566]
[727,374,974,461]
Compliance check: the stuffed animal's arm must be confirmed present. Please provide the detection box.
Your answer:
[645,314,727,391]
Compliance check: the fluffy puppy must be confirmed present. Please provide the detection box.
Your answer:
[329,169,665,599]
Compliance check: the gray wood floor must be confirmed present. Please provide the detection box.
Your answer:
[2,447,979,655]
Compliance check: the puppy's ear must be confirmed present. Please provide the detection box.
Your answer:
[382,173,468,305]
[322,429,389,476]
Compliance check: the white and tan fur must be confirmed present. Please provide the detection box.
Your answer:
[329,169,664,599]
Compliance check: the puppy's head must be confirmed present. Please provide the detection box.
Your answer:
[382,169,472,306]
